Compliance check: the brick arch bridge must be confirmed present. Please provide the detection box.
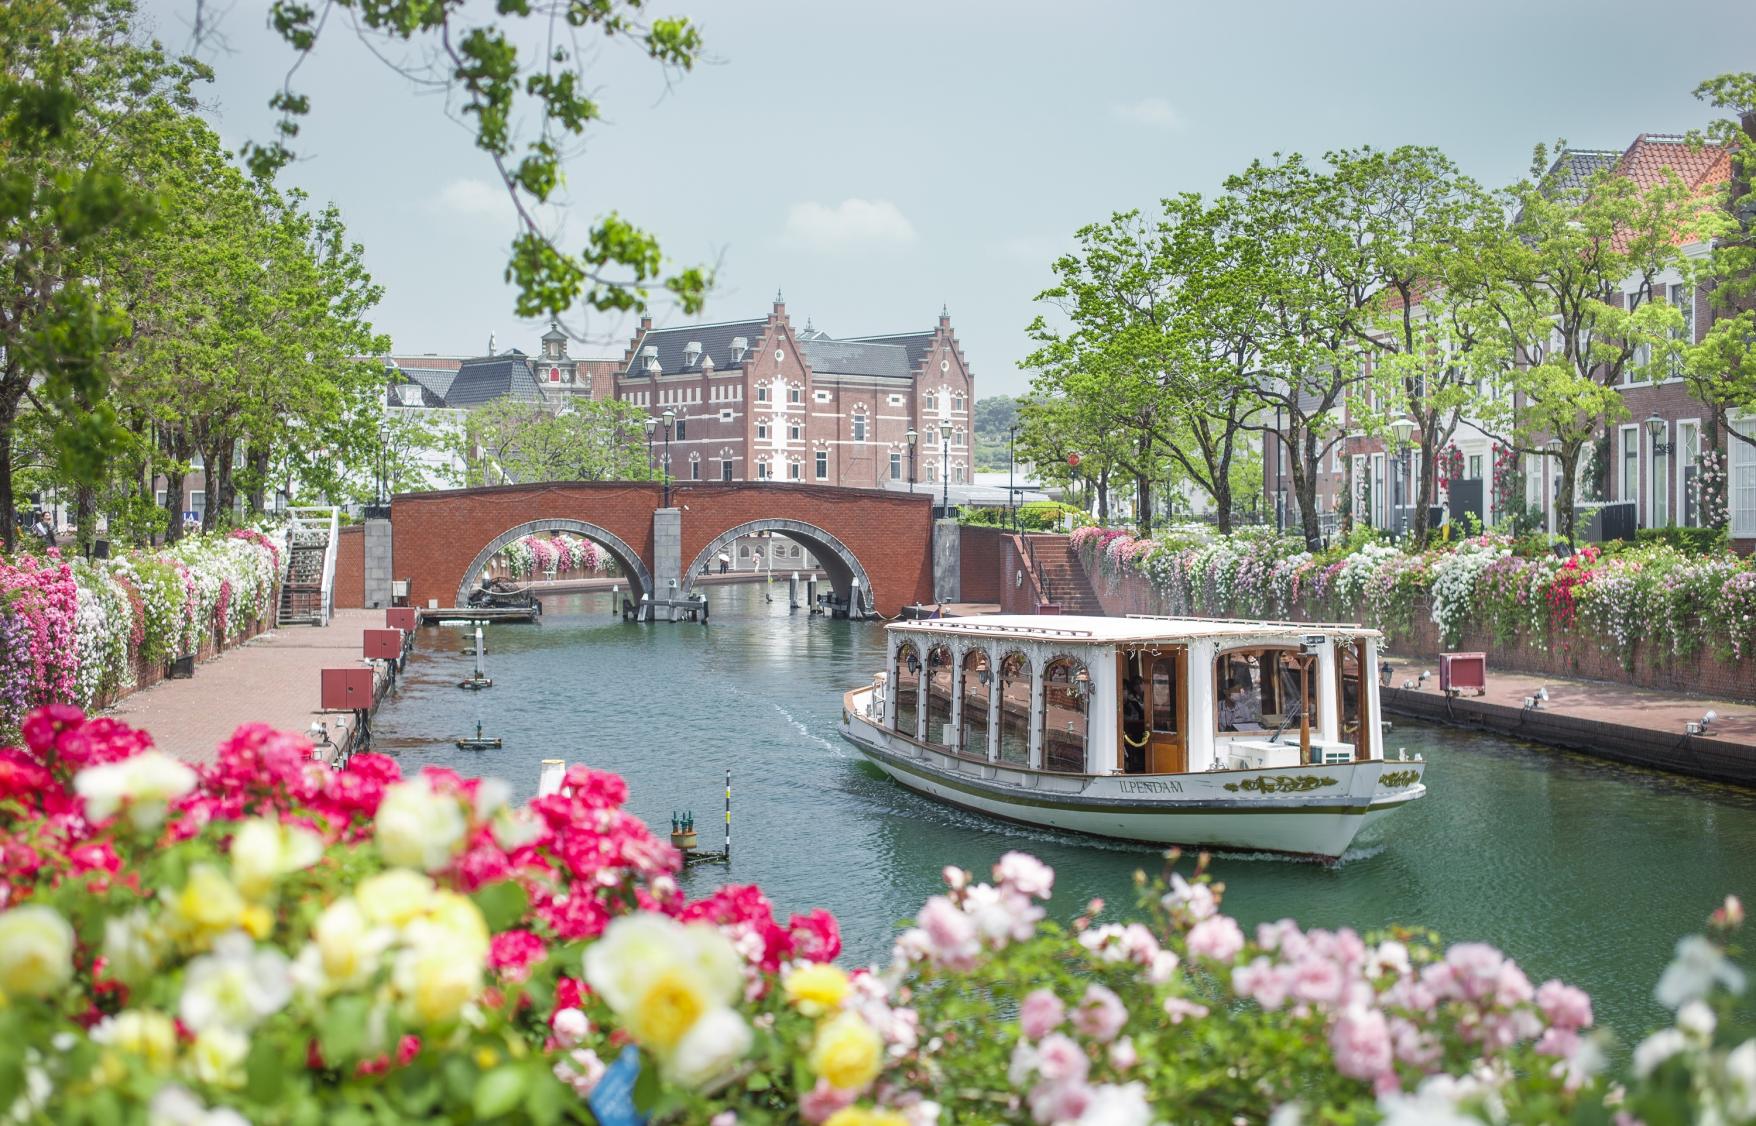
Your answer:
[388,481,939,616]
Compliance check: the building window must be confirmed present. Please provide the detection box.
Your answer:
[788,460,801,480]
[789,385,803,404]
[1671,284,1694,378]
[720,409,733,422]
[758,461,771,480]
[1620,425,1639,510]
[1679,420,1700,527]
[954,465,965,484]
[1468,454,1483,481]
[815,390,831,403]
[889,394,904,406]
[924,392,937,412]
[852,415,867,442]
[1734,419,1756,538]
[1651,420,1671,529]
[890,452,902,480]
[757,422,768,440]
[789,422,801,441]
[953,428,965,448]
[815,451,828,479]
[953,393,965,411]
[690,459,700,481]
[721,459,734,482]
[927,464,938,484]
[756,384,769,402]
[675,420,686,440]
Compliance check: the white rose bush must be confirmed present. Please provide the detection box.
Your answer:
[0,531,280,738]
[0,706,1750,1122]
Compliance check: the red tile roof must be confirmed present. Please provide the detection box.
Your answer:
[1614,133,1732,191]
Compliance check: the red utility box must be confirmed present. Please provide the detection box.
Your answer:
[385,607,417,633]
[363,629,404,661]
[320,667,375,711]
[1036,603,1063,615]
[1439,652,1487,696]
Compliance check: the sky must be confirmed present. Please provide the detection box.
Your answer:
[140,0,1756,397]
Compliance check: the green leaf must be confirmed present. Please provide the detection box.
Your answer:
[471,879,530,933]
[318,994,370,1063]
[245,1035,288,1102]
[632,1050,662,1111]
[473,1064,529,1120]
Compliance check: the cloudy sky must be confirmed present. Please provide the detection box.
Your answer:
[141,0,1756,396]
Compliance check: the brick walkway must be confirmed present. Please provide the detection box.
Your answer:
[1382,657,1756,746]
[105,609,380,765]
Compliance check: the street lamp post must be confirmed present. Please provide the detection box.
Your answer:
[1008,423,1019,532]
[661,408,676,507]
[907,428,918,494]
[1274,405,1283,533]
[644,416,658,483]
[1391,417,1417,539]
[939,418,952,515]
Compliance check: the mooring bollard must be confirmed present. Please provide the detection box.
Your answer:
[806,577,818,614]
[789,571,800,609]
[538,759,566,797]
[609,584,618,615]
[851,577,863,619]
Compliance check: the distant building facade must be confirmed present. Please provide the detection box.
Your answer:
[615,298,975,488]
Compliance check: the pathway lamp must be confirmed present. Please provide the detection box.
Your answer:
[644,416,658,482]
[1391,417,1417,538]
[907,428,918,494]
[1646,412,1672,455]
[662,408,677,507]
[939,417,952,514]
[1687,709,1719,736]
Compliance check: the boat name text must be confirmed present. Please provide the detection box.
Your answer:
[1119,779,1184,794]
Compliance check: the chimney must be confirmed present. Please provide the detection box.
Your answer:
[939,303,950,330]
[683,340,702,367]
[731,336,749,363]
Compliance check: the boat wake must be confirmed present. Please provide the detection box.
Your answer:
[773,704,841,754]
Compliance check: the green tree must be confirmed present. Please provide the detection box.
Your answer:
[459,398,649,486]
[1482,143,1725,541]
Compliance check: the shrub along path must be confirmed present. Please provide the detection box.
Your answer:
[104,608,380,765]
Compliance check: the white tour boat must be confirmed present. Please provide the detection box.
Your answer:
[838,615,1425,861]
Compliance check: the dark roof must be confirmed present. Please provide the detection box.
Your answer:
[398,366,458,402]
[1542,148,1620,197]
[446,350,544,407]
[798,338,914,379]
[541,322,568,343]
[622,318,769,378]
[846,331,933,372]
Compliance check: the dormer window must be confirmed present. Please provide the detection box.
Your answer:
[731,336,749,363]
[684,341,703,368]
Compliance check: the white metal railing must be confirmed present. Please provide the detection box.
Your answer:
[319,507,338,626]
[284,506,340,626]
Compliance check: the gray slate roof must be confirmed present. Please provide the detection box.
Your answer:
[847,331,933,372]
[798,338,914,379]
[446,350,544,407]
[1543,149,1620,197]
[401,366,458,402]
[621,319,769,378]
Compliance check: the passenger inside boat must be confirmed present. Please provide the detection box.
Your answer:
[1121,677,1147,773]
[1216,649,1313,735]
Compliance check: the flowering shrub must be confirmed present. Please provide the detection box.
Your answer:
[1075,524,1756,669]
[0,532,281,739]
[2,706,1751,1122]
[498,534,607,581]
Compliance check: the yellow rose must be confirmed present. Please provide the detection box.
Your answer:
[393,937,483,1026]
[93,1010,178,1070]
[311,899,384,987]
[0,904,75,999]
[230,818,324,899]
[169,865,246,948]
[824,1109,909,1126]
[375,780,468,872]
[629,967,711,1051]
[810,1011,884,1092]
[188,1027,248,1088]
[784,963,850,1015]
[355,869,436,928]
[426,892,490,958]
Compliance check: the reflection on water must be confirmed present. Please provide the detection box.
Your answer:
[374,583,1756,1047]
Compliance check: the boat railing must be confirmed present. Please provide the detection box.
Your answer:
[1123,613,1380,632]
[895,620,1096,638]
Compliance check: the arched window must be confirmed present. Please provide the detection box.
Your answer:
[894,642,920,737]
[924,391,937,412]
[953,393,966,412]
[960,649,990,757]
[924,645,954,747]
[851,412,867,442]
[997,651,1030,766]
[1041,658,1089,773]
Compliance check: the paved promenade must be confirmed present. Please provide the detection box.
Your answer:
[106,609,379,765]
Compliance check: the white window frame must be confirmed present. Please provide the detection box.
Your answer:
[852,414,867,442]
[1678,417,1701,528]
[1732,416,1756,538]
[889,452,902,481]
[815,451,828,479]
[1619,424,1640,512]
[1649,418,1671,529]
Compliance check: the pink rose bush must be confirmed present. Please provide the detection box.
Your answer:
[1,532,281,738]
[0,706,1749,1122]
[498,533,607,581]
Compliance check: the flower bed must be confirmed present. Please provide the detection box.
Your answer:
[0,706,1749,1123]
[0,531,281,739]
[1076,527,1756,671]
[497,534,609,581]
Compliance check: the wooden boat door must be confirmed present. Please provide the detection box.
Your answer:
[1120,648,1187,774]
[1146,649,1187,774]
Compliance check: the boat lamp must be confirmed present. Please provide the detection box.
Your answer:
[1686,710,1719,736]
[1299,634,1328,654]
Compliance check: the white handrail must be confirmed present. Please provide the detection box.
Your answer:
[318,506,338,626]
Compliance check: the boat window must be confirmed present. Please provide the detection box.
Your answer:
[961,649,990,757]
[998,651,1030,766]
[894,642,920,737]
[1337,639,1368,760]
[925,645,954,747]
[1150,657,1178,733]
[1041,657,1089,773]
[1214,648,1315,734]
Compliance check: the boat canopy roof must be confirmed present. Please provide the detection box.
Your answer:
[884,614,1381,646]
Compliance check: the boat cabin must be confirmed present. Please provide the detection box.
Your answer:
[874,615,1385,776]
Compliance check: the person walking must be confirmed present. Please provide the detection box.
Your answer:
[717,550,731,574]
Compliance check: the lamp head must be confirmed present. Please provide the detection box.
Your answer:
[662,407,676,426]
[643,416,658,437]
[907,428,918,446]
[1646,413,1664,438]
[1704,709,1719,726]
[1390,417,1416,444]
[939,419,952,441]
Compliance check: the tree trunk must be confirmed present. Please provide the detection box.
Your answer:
[1135,472,1153,537]
[210,439,236,529]
[1096,469,1110,524]
[162,428,188,546]
[1295,429,1322,550]
[1556,445,1582,543]
[74,485,96,556]
[0,394,15,553]
[1412,430,1436,544]
[200,442,220,533]
[246,447,270,514]
[1212,472,1234,536]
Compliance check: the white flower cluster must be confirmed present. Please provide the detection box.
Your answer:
[1428,539,1508,649]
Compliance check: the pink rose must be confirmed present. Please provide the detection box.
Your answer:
[1186,915,1245,964]
[1536,980,1593,1032]
[1032,1033,1089,1086]
[1072,984,1127,1043]
[1330,1005,1393,1083]
[1019,988,1065,1040]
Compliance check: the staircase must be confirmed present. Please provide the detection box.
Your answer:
[1023,535,1105,616]
[277,507,339,627]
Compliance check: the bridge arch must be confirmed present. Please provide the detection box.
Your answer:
[682,518,874,618]
[455,519,653,607]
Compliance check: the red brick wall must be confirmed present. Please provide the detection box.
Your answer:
[391,481,938,615]
[333,525,364,609]
[1077,550,1756,703]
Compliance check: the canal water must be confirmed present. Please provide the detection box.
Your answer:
[375,583,1756,1047]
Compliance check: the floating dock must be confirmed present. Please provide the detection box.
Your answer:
[417,607,539,624]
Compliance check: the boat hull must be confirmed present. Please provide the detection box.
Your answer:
[839,692,1424,861]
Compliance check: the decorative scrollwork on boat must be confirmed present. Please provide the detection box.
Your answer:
[1223,774,1341,794]
[1379,770,1421,789]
